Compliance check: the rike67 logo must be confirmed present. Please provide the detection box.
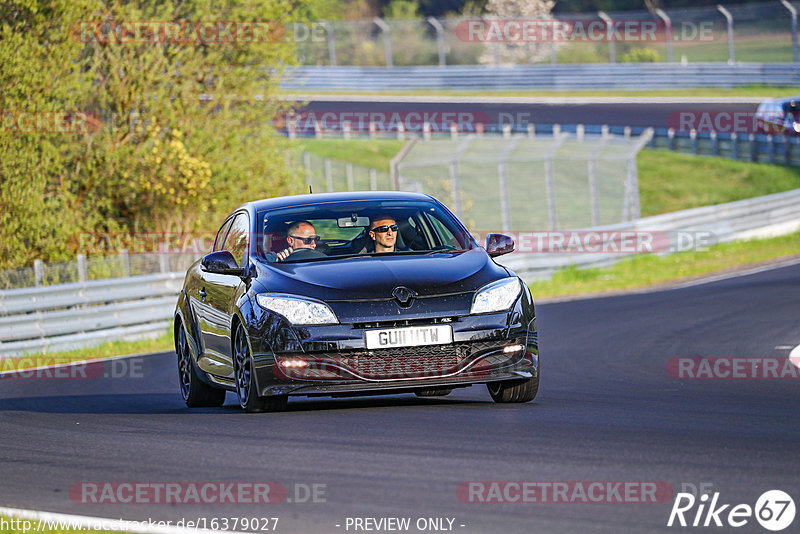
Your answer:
[668,489,795,531]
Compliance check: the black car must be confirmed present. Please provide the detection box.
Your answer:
[755,96,800,134]
[174,191,539,412]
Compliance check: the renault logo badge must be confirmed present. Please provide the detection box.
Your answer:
[392,286,416,307]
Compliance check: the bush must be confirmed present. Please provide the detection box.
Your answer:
[620,47,661,63]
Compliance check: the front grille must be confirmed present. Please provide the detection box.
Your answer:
[276,339,523,381]
[351,316,459,329]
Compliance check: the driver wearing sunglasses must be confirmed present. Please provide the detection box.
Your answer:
[277,220,321,261]
[368,215,399,253]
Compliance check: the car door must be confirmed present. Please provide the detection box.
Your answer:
[196,212,249,378]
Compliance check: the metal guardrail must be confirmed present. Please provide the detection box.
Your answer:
[281,64,800,91]
[0,273,183,358]
[517,125,800,168]
[498,188,800,280]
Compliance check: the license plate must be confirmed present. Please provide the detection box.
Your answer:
[364,325,453,350]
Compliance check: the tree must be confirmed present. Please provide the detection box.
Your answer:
[480,0,556,65]
[1,0,306,268]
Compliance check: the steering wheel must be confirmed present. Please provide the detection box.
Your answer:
[285,248,327,260]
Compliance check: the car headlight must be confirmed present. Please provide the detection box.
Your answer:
[256,294,339,325]
[470,277,522,314]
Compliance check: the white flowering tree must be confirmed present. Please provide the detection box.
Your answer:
[480,0,557,65]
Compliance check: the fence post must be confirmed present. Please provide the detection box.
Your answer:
[654,9,674,62]
[397,122,406,141]
[324,158,334,192]
[527,123,536,138]
[717,5,735,64]
[450,122,459,140]
[303,152,313,189]
[710,130,719,156]
[502,123,511,138]
[690,129,698,154]
[77,253,87,282]
[497,138,522,232]
[427,17,446,66]
[320,21,337,66]
[668,127,676,151]
[423,121,431,141]
[343,120,351,140]
[544,134,567,231]
[577,124,585,141]
[34,259,43,287]
[158,245,170,273]
[373,17,393,67]
[731,132,739,160]
[346,163,354,190]
[390,138,418,191]
[621,128,653,222]
[598,11,616,63]
[369,121,377,139]
[120,249,130,277]
[749,133,757,161]
[448,137,474,219]
[369,168,378,190]
[586,136,610,227]
[782,0,799,63]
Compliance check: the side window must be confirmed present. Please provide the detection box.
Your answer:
[213,217,234,252]
[426,213,458,248]
[222,213,250,267]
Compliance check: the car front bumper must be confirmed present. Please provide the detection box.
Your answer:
[250,311,538,398]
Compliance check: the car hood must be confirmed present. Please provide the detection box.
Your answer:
[257,248,510,302]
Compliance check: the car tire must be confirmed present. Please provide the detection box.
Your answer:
[233,324,288,413]
[176,322,226,408]
[487,376,539,403]
[415,388,453,397]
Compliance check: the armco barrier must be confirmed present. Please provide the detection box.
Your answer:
[498,188,800,280]
[0,273,183,358]
[281,63,800,91]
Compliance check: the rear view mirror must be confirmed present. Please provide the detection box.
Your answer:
[338,215,370,228]
[485,234,515,257]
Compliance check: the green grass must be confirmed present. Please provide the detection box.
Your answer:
[1,327,174,371]
[293,138,405,171]
[283,86,800,99]
[529,230,800,299]
[639,150,800,216]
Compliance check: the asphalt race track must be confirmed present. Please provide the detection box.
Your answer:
[297,99,760,130]
[1,262,799,533]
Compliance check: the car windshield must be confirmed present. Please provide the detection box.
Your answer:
[256,199,476,263]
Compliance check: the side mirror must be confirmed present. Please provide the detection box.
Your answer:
[201,251,244,276]
[485,233,514,257]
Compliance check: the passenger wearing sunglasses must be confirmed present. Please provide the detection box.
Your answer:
[368,215,399,253]
[276,220,321,261]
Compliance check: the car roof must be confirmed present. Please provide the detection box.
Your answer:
[236,191,437,213]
